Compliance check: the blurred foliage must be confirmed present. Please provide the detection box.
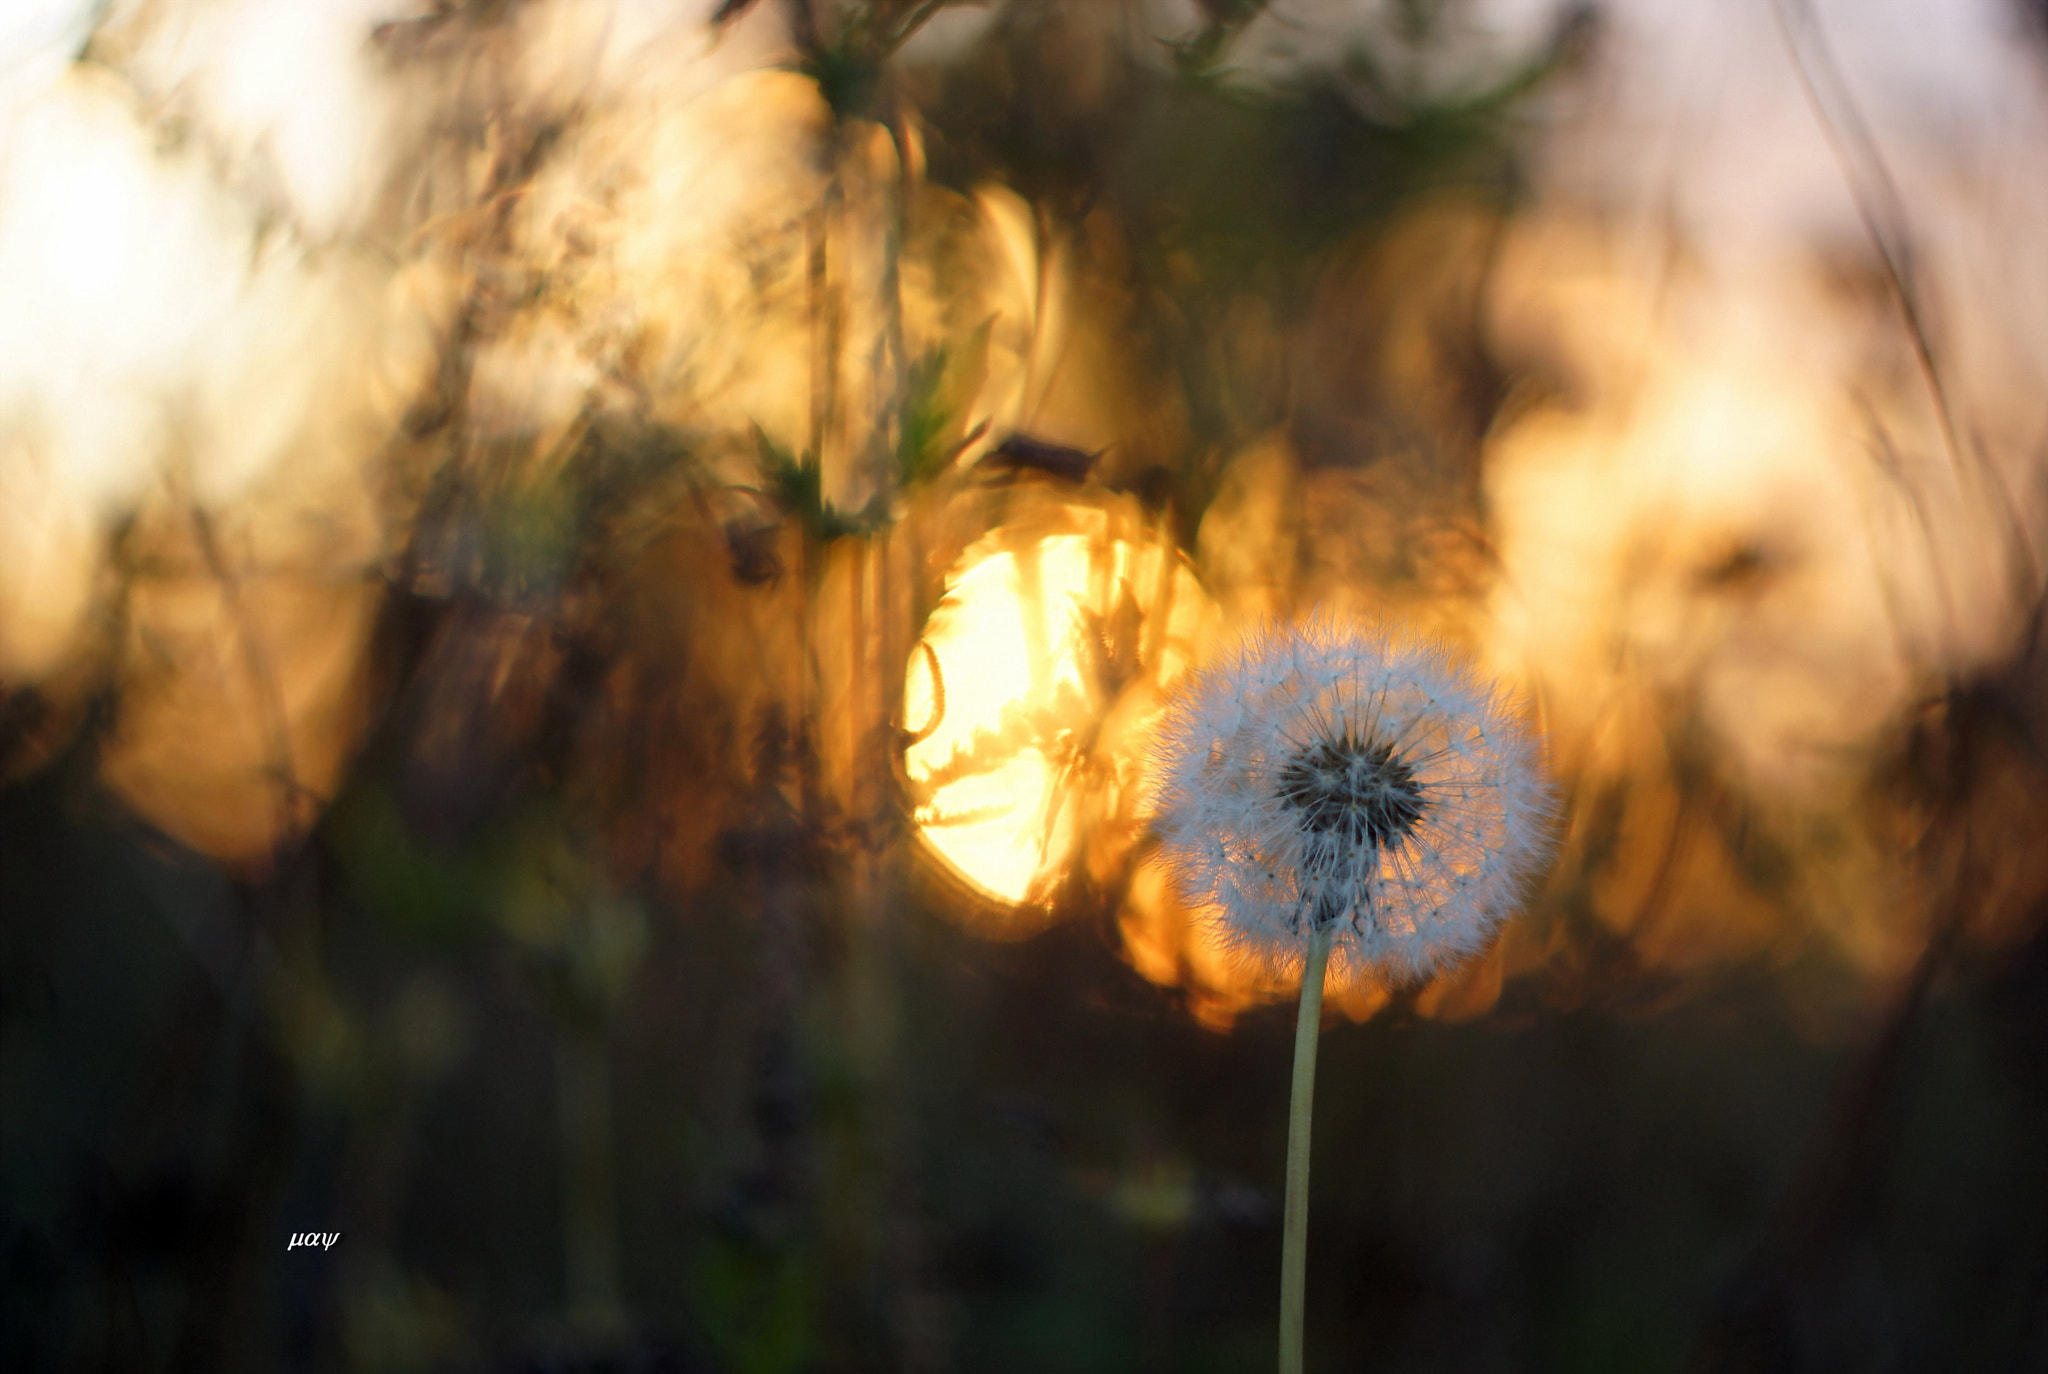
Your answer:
[758,428,884,545]
[3,1,2048,1372]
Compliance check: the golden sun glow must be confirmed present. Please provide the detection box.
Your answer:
[902,504,1518,1026]
[903,507,1216,916]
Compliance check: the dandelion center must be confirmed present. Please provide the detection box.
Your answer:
[1275,733,1427,851]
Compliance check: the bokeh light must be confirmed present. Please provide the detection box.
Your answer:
[904,498,1217,918]
[9,0,2048,1367]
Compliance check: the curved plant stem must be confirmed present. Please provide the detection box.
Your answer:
[1279,923,1334,1374]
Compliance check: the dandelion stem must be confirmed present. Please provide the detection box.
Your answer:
[1279,921,1334,1374]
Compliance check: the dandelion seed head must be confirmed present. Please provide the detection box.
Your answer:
[1275,733,1427,850]
[1148,617,1556,986]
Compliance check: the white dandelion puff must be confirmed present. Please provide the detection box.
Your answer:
[1149,616,1556,988]
[1148,616,1555,1374]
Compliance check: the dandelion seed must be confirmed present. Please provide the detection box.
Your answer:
[1149,615,1554,987]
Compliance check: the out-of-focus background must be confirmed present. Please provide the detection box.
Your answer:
[5,0,2048,1369]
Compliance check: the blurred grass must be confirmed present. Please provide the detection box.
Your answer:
[3,3,2048,1372]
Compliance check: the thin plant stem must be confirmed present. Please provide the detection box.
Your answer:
[1279,922,1335,1374]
